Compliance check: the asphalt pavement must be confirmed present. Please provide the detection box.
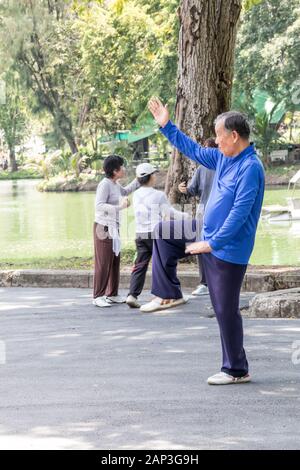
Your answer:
[0,288,299,450]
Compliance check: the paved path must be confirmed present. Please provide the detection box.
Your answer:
[0,288,299,450]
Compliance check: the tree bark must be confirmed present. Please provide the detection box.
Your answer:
[9,147,18,172]
[165,0,242,203]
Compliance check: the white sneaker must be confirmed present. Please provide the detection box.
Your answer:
[126,295,141,308]
[207,372,251,385]
[105,295,126,304]
[192,284,209,296]
[140,295,189,313]
[93,297,112,308]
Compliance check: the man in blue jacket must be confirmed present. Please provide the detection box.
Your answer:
[178,138,216,296]
[145,97,265,386]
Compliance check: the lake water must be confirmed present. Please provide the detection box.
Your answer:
[0,179,299,265]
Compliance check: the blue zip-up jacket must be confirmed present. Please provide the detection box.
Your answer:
[161,121,265,265]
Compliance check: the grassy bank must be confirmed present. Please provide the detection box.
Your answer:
[22,163,300,190]
[37,172,102,192]
[0,257,95,271]
[0,169,42,180]
[0,249,136,271]
[1,163,296,190]
[0,249,197,271]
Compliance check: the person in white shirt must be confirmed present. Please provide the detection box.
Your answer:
[126,163,189,308]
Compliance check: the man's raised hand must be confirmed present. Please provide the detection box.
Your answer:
[148,97,169,128]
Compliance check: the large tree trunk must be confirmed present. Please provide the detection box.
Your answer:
[9,147,18,172]
[166,0,242,203]
[62,127,78,155]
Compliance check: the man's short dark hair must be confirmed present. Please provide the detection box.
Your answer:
[137,174,152,186]
[215,111,251,139]
[103,155,124,178]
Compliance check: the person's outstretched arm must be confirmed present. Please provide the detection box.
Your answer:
[148,97,220,170]
[118,178,140,196]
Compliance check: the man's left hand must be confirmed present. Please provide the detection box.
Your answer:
[185,241,212,255]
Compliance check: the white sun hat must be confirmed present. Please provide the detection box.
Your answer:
[136,162,159,178]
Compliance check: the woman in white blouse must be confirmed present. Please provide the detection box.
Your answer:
[93,155,139,308]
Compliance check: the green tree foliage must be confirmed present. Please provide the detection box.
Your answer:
[0,0,298,166]
[233,0,300,162]
[76,0,179,137]
[242,0,263,11]
[0,0,90,154]
[254,110,282,164]
[234,0,300,103]
[0,69,27,171]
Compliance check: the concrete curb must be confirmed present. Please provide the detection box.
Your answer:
[1,268,299,292]
[249,288,300,318]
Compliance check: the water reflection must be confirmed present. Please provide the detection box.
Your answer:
[0,180,299,265]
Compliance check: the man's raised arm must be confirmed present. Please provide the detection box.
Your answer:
[148,97,220,171]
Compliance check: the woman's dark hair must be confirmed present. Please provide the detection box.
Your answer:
[214,111,251,139]
[204,137,218,148]
[137,174,152,186]
[103,155,124,178]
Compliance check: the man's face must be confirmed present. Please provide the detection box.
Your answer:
[215,120,239,157]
